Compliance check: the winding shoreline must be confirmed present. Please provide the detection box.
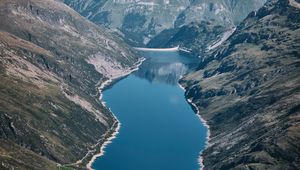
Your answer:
[178,83,211,170]
[86,53,208,170]
[86,120,121,170]
[86,57,145,170]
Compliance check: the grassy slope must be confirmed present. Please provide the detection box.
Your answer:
[0,0,139,169]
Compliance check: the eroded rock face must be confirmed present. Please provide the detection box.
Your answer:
[0,0,139,169]
[180,0,300,169]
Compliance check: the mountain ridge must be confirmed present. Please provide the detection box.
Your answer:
[0,0,140,169]
[64,0,266,47]
[180,0,300,169]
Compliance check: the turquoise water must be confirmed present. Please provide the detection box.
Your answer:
[92,51,207,170]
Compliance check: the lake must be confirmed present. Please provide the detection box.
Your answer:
[92,50,207,170]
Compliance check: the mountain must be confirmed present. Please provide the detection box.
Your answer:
[148,0,267,56]
[0,0,140,169]
[64,0,266,47]
[174,0,266,28]
[180,0,300,169]
[147,21,232,57]
[64,0,190,46]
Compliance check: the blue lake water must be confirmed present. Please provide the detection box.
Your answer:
[92,51,207,170]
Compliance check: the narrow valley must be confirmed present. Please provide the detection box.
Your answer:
[0,0,299,170]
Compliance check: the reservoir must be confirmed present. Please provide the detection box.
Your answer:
[92,50,207,170]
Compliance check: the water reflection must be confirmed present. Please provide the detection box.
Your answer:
[134,51,198,85]
[92,50,207,170]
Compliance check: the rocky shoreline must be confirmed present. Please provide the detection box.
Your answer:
[0,0,143,169]
[84,57,145,170]
[180,0,300,169]
[61,57,145,169]
[178,82,211,170]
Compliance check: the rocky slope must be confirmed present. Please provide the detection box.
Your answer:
[180,0,300,169]
[65,0,266,48]
[175,0,266,28]
[0,0,139,169]
[147,21,231,57]
[148,0,266,56]
[64,0,190,46]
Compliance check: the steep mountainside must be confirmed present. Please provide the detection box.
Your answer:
[0,0,139,169]
[64,0,190,46]
[65,0,266,47]
[180,0,300,169]
[174,0,266,28]
[148,0,266,56]
[147,21,231,57]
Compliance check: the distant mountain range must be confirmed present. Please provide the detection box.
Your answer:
[64,0,266,47]
[148,0,268,57]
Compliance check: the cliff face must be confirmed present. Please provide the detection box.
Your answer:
[0,0,139,169]
[180,0,300,169]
